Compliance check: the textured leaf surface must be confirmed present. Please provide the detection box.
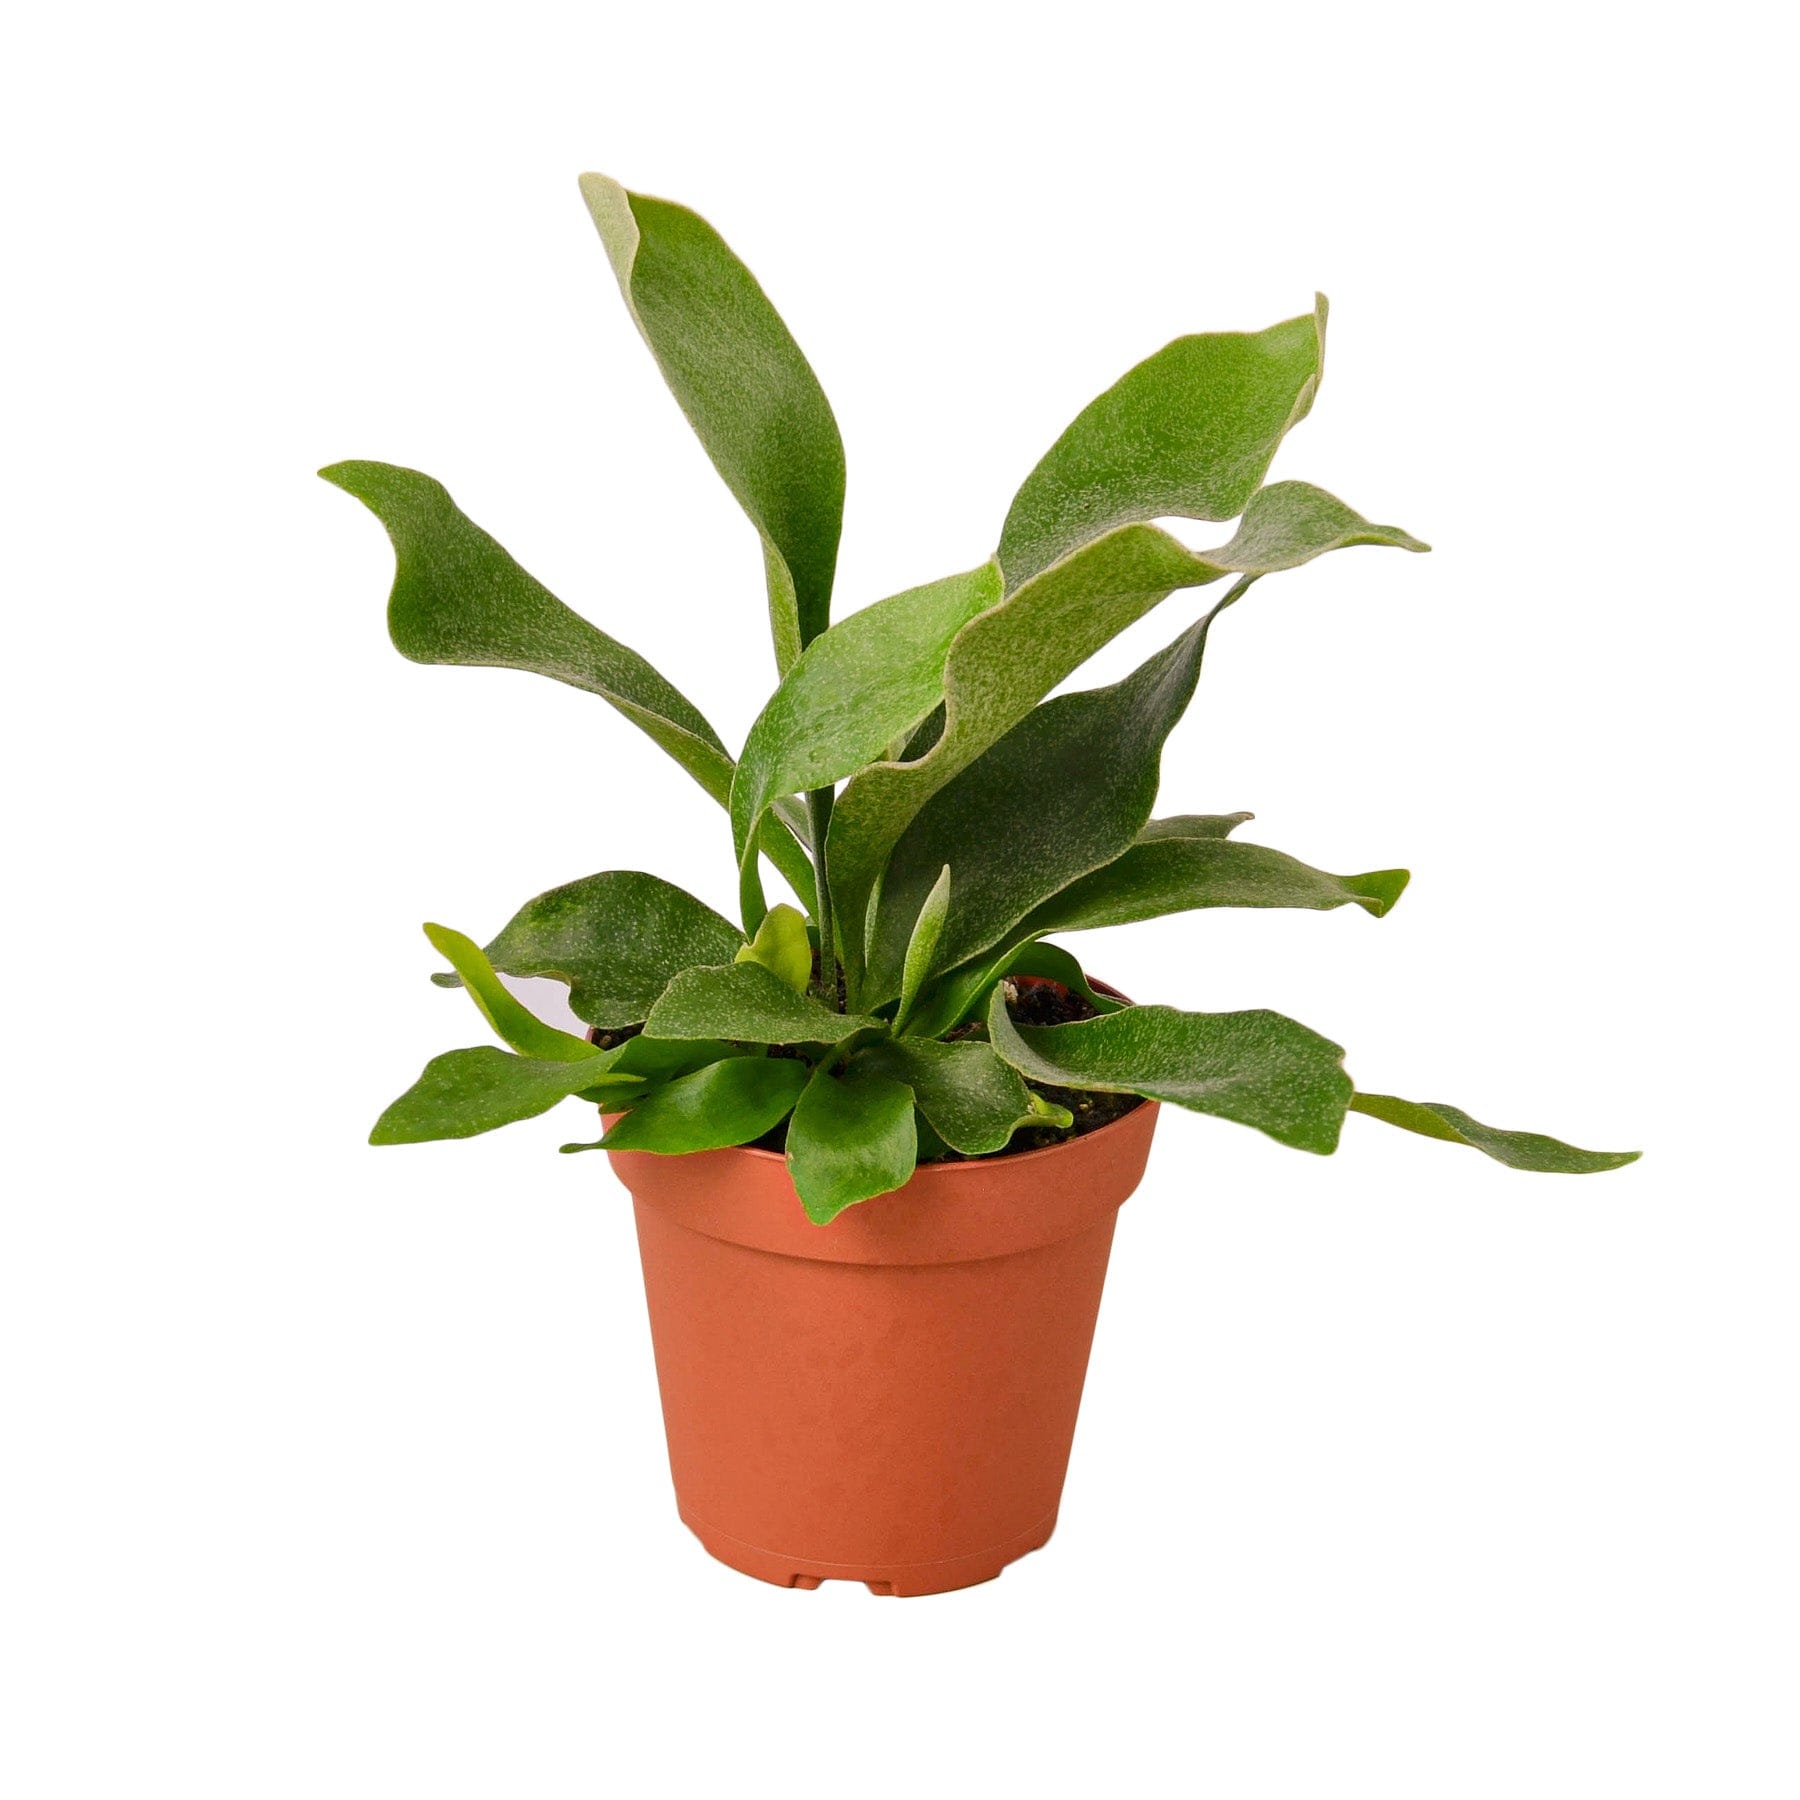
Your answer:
[437,871,744,1029]
[895,865,952,1029]
[321,461,815,900]
[734,903,813,994]
[1020,837,1409,936]
[863,612,1220,1003]
[987,988,1351,1153]
[854,1038,1068,1154]
[371,1047,641,1145]
[580,174,845,671]
[594,1056,809,1154]
[997,302,1327,590]
[785,1066,918,1224]
[423,923,602,1059]
[730,563,1000,885]
[827,483,1423,992]
[1350,1093,1640,1173]
[643,961,883,1044]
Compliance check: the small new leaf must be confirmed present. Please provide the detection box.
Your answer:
[734,903,813,995]
[423,922,602,1061]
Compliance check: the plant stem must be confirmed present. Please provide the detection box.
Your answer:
[806,786,839,1009]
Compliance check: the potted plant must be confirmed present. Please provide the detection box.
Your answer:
[324,174,1637,1597]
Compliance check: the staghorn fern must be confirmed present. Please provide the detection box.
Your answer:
[325,173,1637,1224]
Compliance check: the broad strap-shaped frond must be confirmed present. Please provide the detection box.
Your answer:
[729,563,1001,926]
[826,483,1424,996]
[432,870,745,1029]
[854,1037,1069,1154]
[642,961,884,1045]
[861,609,1225,1007]
[423,923,604,1059]
[1350,1092,1640,1172]
[320,461,816,900]
[371,1047,642,1145]
[580,174,846,673]
[986,985,1352,1154]
[997,301,1328,591]
[582,1056,809,1155]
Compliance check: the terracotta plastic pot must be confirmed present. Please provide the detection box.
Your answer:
[605,1095,1159,1596]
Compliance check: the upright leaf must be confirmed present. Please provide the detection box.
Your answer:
[785,1065,918,1224]
[987,986,1352,1154]
[998,300,1328,590]
[587,1056,809,1154]
[643,961,884,1045]
[730,563,1001,899]
[854,1038,1069,1154]
[579,174,846,670]
[1349,1093,1640,1173]
[827,483,1425,994]
[863,610,1222,1005]
[320,460,815,899]
[734,903,813,995]
[894,865,952,1030]
[371,1047,641,1145]
[906,937,1126,1040]
[434,871,745,1029]
[423,922,603,1060]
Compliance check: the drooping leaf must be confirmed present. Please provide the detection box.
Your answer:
[828,483,1425,995]
[432,870,745,1029]
[862,609,1222,1004]
[1018,837,1410,936]
[588,1056,809,1154]
[319,461,815,901]
[785,1065,918,1224]
[997,301,1328,591]
[370,1047,642,1145]
[580,174,845,671]
[597,1033,738,1084]
[894,865,951,1030]
[423,922,603,1060]
[734,903,813,994]
[1349,1093,1640,1173]
[643,961,884,1045]
[730,562,1001,910]
[853,1038,1070,1154]
[987,986,1352,1154]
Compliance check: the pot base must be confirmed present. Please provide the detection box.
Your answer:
[681,1506,1058,1597]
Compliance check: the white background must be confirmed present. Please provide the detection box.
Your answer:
[5,3,1794,1794]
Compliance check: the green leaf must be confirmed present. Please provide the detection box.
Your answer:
[1019,836,1410,936]
[863,608,1222,1004]
[319,461,816,902]
[827,483,1424,996]
[592,1056,809,1154]
[734,903,813,995]
[987,986,1352,1154]
[598,1033,737,1084]
[1349,1093,1641,1173]
[730,562,1001,910]
[901,935,1124,1042]
[580,174,845,671]
[785,1065,918,1224]
[998,300,1328,591]
[433,870,745,1029]
[853,1038,1070,1154]
[644,961,884,1045]
[894,865,951,1030]
[423,922,603,1060]
[1138,812,1256,841]
[371,1047,642,1145]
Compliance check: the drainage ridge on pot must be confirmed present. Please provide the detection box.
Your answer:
[607,1095,1159,1597]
